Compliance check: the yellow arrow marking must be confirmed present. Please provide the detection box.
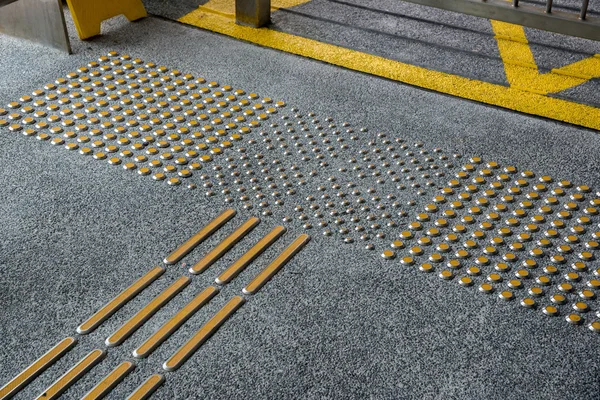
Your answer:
[492,20,600,94]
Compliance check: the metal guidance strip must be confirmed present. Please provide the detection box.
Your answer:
[243,234,310,295]
[36,349,106,400]
[163,295,245,371]
[78,267,165,335]
[163,209,236,265]
[189,217,260,275]
[126,374,164,400]
[0,337,77,400]
[81,361,135,400]
[216,226,286,285]
[133,286,219,359]
[105,276,190,347]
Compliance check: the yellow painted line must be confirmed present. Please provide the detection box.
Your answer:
[133,286,219,359]
[105,276,190,347]
[243,234,310,295]
[491,21,600,94]
[216,226,287,285]
[0,337,77,400]
[36,349,106,400]
[163,209,237,265]
[163,295,245,372]
[78,266,165,335]
[126,374,165,400]
[189,217,260,275]
[82,361,135,400]
[178,9,600,131]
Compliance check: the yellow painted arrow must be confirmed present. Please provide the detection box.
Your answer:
[492,20,600,94]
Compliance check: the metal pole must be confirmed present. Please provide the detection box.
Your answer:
[545,0,553,13]
[580,0,589,19]
[236,0,271,28]
[513,0,519,7]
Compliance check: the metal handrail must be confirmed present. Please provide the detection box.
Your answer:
[236,0,600,41]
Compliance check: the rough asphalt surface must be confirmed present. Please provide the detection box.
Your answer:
[1,10,600,400]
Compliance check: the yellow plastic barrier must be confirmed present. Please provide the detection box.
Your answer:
[66,0,147,40]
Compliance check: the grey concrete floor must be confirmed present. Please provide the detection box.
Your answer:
[1,10,600,400]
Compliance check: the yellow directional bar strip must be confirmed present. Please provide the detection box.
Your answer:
[126,374,165,400]
[243,234,310,295]
[82,361,135,400]
[163,295,245,371]
[179,8,600,130]
[36,349,106,400]
[105,276,191,347]
[216,226,287,285]
[0,337,77,400]
[133,286,219,359]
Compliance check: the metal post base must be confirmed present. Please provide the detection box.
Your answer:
[236,0,271,27]
[0,0,71,53]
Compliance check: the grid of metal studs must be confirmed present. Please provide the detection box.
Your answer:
[0,51,285,188]
[190,110,458,249]
[379,158,600,332]
[0,52,459,253]
[6,53,599,332]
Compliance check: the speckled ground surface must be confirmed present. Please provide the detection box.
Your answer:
[1,10,600,400]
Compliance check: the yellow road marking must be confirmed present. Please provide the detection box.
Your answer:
[243,234,310,295]
[78,266,165,335]
[163,295,245,371]
[0,337,77,400]
[179,8,600,130]
[216,226,287,285]
[133,286,219,358]
[163,209,236,265]
[492,21,600,94]
[82,361,135,400]
[126,374,165,400]
[36,349,106,400]
[105,276,190,347]
[189,217,261,275]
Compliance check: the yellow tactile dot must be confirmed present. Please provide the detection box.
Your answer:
[108,157,121,165]
[589,321,600,333]
[498,290,514,301]
[152,172,166,181]
[520,298,536,308]
[458,276,473,287]
[508,279,522,289]
[573,301,589,312]
[551,294,567,305]
[467,266,481,276]
[93,152,107,160]
[381,249,395,260]
[439,269,453,280]
[543,305,559,317]
[400,256,414,265]
[138,167,151,176]
[479,283,494,294]
[419,263,434,273]
[475,256,489,266]
[565,313,583,325]
[529,286,543,297]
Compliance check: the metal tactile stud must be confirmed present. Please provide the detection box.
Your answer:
[520,297,536,308]
[498,290,514,301]
[543,305,559,317]
[381,249,395,260]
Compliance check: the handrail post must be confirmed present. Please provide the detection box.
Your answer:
[236,0,271,27]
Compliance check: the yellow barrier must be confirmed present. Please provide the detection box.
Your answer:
[66,0,147,40]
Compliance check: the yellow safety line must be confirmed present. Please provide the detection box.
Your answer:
[491,20,600,94]
[179,8,600,131]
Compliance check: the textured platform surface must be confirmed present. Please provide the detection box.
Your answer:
[1,11,600,400]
